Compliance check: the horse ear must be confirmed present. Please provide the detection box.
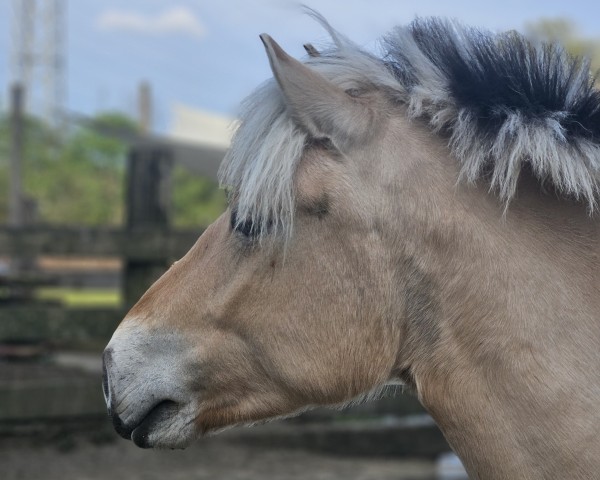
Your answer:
[259,34,373,151]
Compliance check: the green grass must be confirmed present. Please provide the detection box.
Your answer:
[36,288,122,307]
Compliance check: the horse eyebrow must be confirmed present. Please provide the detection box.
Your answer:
[301,194,330,219]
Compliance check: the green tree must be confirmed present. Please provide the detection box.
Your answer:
[27,113,135,225]
[0,112,133,225]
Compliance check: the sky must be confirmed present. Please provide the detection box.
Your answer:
[1,0,600,132]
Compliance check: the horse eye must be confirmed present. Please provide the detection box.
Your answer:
[235,219,257,237]
[230,209,259,238]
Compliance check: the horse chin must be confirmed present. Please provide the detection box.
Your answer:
[129,401,199,449]
[196,400,315,437]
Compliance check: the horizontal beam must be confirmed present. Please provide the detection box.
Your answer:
[0,226,202,260]
[39,271,120,289]
[129,138,225,180]
[62,112,227,182]
[0,306,125,345]
[168,140,225,181]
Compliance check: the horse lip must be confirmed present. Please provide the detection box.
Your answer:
[130,400,180,448]
[112,412,134,440]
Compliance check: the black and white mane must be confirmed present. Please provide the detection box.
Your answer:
[220,14,600,238]
[384,18,600,204]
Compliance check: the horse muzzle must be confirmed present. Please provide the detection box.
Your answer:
[101,323,200,448]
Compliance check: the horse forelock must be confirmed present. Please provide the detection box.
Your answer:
[219,80,307,240]
[219,14,600,239]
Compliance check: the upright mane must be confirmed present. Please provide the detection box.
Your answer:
[385,18,600,206]
[220,14,600,238]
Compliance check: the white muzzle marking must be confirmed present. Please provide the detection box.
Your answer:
[102,321,200,448]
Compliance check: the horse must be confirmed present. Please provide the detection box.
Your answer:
[102,13,600,480]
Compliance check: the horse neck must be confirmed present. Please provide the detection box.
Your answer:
[390,154,600,479]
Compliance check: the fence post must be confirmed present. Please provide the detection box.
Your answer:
[123,144,173,308]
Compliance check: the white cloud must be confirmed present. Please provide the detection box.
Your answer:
[97,6,206,38]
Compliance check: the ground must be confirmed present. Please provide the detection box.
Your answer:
[1,430,436,480]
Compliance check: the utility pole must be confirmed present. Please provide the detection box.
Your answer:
[138,81,153,135]
[42,0,67,123]
[10,0,67,126]
[10,0,35,112]
[9,84,25,228]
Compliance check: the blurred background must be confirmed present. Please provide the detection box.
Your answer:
[0,1,598,479]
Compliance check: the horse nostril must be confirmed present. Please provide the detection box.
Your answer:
[102,348,113,408]
[102,367,110,406]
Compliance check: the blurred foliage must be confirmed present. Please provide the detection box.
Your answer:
[525,18,600,76]
[0,112,225,227]
[172,165,226,227]
[0,113,132,225]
